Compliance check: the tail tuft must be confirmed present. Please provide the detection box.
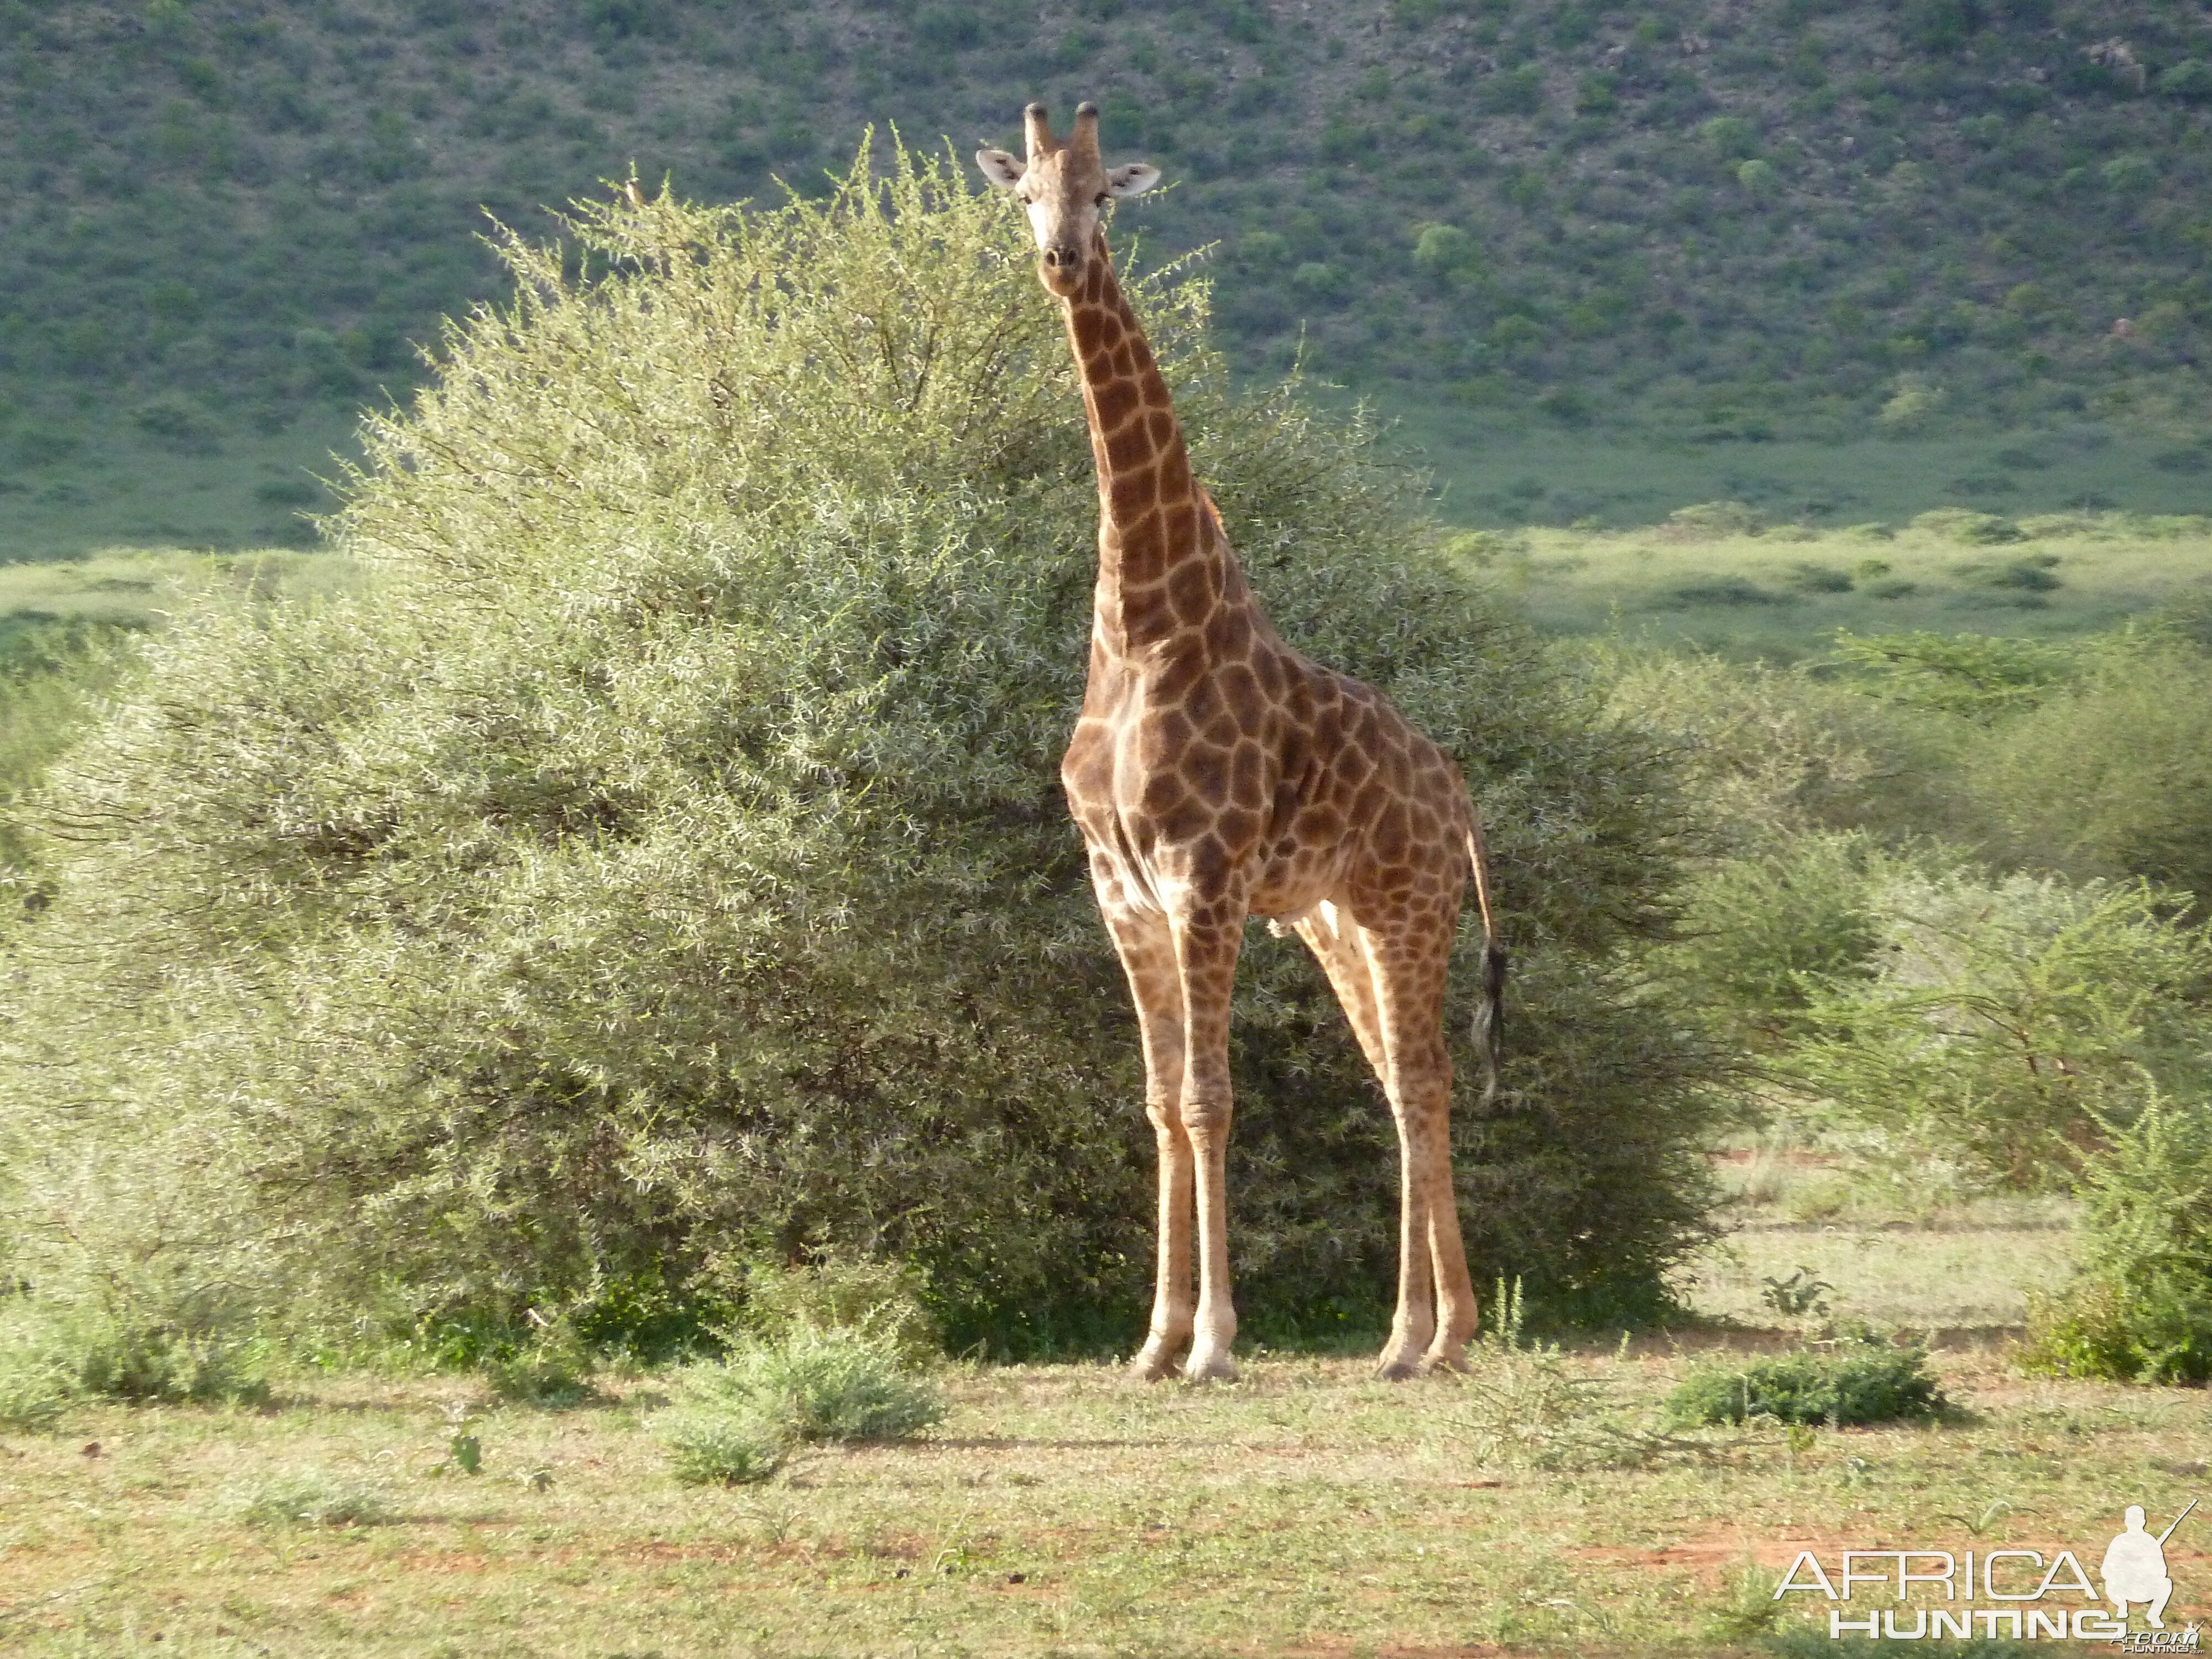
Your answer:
[1473,942,1508,1101]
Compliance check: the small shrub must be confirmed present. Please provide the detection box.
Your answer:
[1955,555,2059,590]
[1653,832,1887,1049]
[1660,499,1764,539]
[1877,378,1945,435]
[1777,868,2212,1191]
[1665,1338,1944,1427]
[1235,229,1290,266]
[484,1324,599,1406]
[2159,59,2212,103]
[1829,629,2075,719]
[56,1306,270,1407]
[234,1468,393,1526]
[651,1324,940,1484]
[1439,529,1526,567]
[1969,643,2212,904]
[1700,116,1758,160]
[1537,386,1595,426]
[1661,576,1782,607]
[735,1256,938,1365]
[1909,508,2023,545]
[1479,65,1544,115]
[2023,1273,2212,1387]
[703,1327,946,1444]
[1597,648,1966,847]
[1410,222,1479,283]
[131,395,224,453]
[654,1405,788,1485]
[1782,561,1851,594]
[254,477,323,507]
[1759,1267,1834,1321]
[0,1337,74,1431]
[2100,154,2157,198]
[1457,1293,1751,1472]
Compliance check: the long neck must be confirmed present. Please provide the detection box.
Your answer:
[1062,233,1240,658]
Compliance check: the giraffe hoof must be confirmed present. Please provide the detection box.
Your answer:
[1421,1347,1473,1376]
[1181,1347,1239,1383]
[1374,1355,1422,1382]
[1129,1337,1188,1383]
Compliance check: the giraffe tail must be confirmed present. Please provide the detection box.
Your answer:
[1462,805,1507,1101]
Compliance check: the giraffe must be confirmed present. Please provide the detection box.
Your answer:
[977,102,1506,1382]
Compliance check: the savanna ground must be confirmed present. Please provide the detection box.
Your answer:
[0,958,2183,1657]
[0,1194,2189,1659]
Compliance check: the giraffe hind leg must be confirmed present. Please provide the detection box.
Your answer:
[1354,910,1477,1378]
[1294,903,1465,1378]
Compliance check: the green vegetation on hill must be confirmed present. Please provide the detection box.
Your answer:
[4,0,2212,552]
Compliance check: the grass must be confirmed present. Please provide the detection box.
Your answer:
[0,546,363,649]
[1385,406,2212,534]
[1691,1135,2081,1338]
[1687,1218,2081,1338]
[0,1334,2201,1656]
[0,416,358,562]
[231,1468,396,1529]
[1445,510,2212,656]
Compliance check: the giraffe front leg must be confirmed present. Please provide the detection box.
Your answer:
[1173,905,1244,1383]
[1097,893,1194,1381]
[1133,1098,1196,1381]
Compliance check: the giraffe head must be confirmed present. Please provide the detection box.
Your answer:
[975,102,1160,298]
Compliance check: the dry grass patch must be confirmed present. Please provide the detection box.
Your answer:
[1688,1141,2083,1337]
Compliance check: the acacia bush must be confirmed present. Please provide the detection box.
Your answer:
[1776,867,2212,1191]
[0,143,1715,1360]
[2023,1085,2212,1384]
[1594,645,1972,849]
[1968,641,2212,909]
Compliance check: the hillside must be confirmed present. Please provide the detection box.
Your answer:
[3,0,2212,550]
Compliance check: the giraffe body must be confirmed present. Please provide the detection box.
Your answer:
[979,105,1504,1381]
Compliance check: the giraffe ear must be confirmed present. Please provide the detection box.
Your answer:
[1105,163,1162,199]
[975,148,1027,191]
